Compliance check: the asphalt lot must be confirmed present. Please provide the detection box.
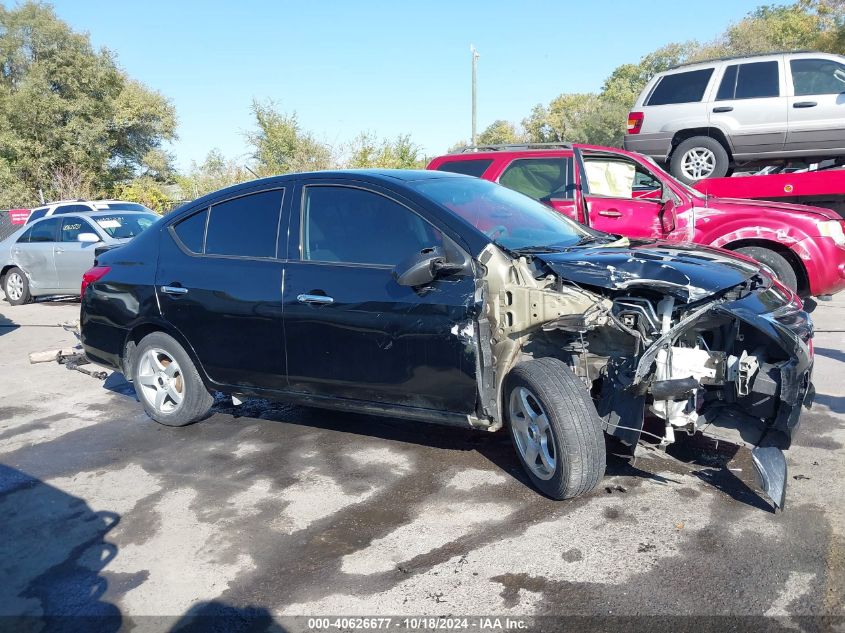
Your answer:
[1,295,843,630]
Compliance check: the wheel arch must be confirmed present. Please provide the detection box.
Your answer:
[123,319,211,387]
[670,128,734,161]
[722,238,810,296]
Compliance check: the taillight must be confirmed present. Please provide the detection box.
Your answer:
[627,111,644,134]
[81,266,110,297]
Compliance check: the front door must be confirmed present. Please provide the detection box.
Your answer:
[580,155,668,239]
[708,59,788,158]
[282,181,478,413]
[12,218,60,292]
[156,188,288,390]
[786,57,845,152]
[55,216,99,292]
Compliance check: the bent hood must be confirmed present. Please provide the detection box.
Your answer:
[537,241,761,302]
[700,196,840,220]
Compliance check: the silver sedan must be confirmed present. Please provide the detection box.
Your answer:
[0,211,159,304]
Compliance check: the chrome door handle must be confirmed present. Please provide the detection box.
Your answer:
[297,293,334,305]
[598,209,622,217]
[794,101,817,108]
[161,285,188,295]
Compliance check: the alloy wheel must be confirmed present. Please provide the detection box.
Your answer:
[509,386,557,480]
[680,147,717,180]
[136,348,185,414]
[6,272,23,301]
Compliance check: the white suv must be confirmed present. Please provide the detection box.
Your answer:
[624,51,845,183]
[25,200,152,224]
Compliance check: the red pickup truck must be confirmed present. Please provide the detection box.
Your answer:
[428,144,845,298]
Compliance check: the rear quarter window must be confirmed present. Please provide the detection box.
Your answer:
[646,68,715,105]
[434,159,493,177]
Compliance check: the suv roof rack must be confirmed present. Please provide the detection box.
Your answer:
[452,142,573,154]
[669,50,820,70]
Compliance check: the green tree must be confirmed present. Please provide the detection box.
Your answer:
[346,132,425,168]
[523,93,626,147]
[176,148,253,199]
[477,120,523,146]
[246,99,335,175]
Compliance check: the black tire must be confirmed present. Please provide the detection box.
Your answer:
[504,357,606,499]
[670,136,730,184]
[3,267,31,305]
[735,246,799,292]
[132,332,213,427]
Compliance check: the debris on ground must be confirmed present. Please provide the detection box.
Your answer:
[27,321,106,380]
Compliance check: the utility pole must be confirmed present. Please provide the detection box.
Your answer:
[471,44,479,146]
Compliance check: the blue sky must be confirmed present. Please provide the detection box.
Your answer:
[48,0,765,169]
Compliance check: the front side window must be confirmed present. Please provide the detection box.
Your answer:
[205,190,283,258]
[27,218,61,243]
[60,217,97,242]
[646,68,714,106]
[584,158,662,200]
[791,58,845,96]
[718,61,780,100]
[499,158,574,201]
[435,159,493,177]
[303,186,442,266]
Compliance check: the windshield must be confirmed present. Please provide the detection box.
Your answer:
[93,213,158,239]
[413,177,588,251]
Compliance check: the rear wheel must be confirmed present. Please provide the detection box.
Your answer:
[735,246,798,292]
[670,136,730,183]
[4,267,31,305]
[132,332,213,426]
[505,358,606,500]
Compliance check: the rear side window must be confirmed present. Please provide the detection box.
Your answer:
[435,159,493,177]
[302,186,441,266]
[791,58,845,96]
[173,209,208,253]
[27,218,61,243]
[718,61,780,100]
[499,158,574,200]
[646,68,714,105]
[205,189,284,258]
[26,209,48,224]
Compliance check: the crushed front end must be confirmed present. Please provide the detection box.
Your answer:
[478,242,814,510]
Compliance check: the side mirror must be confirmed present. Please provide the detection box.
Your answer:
[77,232,100,244]
[659,194,676,233]
[393,246,461,287]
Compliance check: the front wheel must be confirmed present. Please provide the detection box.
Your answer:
[735,246,799,292]
[505,358,606,499]
[4,267,31,305]
[132,332,213,427]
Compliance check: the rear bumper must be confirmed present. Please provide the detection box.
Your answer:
[623,133,674,161]
[795,236,845,297]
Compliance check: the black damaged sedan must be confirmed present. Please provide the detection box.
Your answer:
[80,170,814,508]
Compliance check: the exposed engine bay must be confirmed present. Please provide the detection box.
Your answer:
[473,240,815,509]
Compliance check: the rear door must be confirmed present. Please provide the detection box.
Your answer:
[786,56,845,151]
[156,187,288,390]
[55,216,100,292]
[282,179,478,413]
[496,156,581,222]
[709,58,788,157]
[12,218,60,291]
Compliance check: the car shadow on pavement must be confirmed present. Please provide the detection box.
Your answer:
[168,601,285,633]
[0,310,19,335]
[0,463,122,632]
[814,346,845,365]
